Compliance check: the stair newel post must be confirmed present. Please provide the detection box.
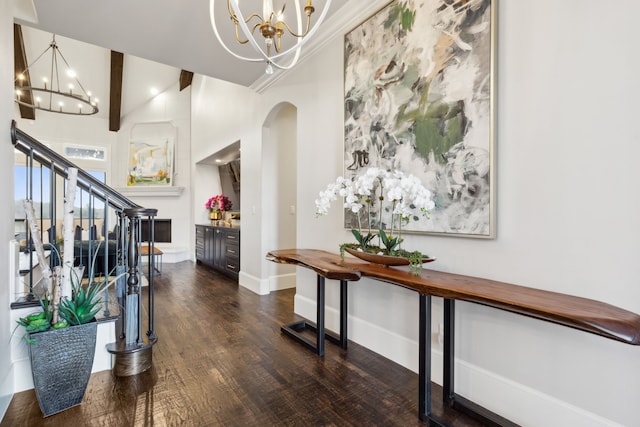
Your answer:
[123,207,158,347]
[124,209,141,345]
[136,216,143,346]
[107,208,158,376]
[116,210,127,340]
[147,214,157,341]
[102,196,110,317]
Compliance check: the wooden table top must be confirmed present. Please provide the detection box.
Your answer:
[140,245,163,255]
[266,249,640,345]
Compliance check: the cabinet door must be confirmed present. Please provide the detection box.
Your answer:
[214,228,225,270]
[205,227,215,267]
[224,230,240,278]
[195,226,205,262]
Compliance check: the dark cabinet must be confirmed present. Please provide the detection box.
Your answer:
[222,228,240,276]
[195,225,240,280]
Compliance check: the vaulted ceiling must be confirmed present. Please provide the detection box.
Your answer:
[13,0,349,130]
[14,24,188,130]
[15,0,345,87]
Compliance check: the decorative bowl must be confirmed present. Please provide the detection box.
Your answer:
[344,247,435,266]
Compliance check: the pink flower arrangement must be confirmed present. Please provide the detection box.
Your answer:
[205,194,232,212]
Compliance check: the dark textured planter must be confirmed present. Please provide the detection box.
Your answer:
[27,321,97,417]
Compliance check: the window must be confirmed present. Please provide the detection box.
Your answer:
[14,165,52,219]
[14,167,107,219]
[75,170,107,219]
[64,144,107,161]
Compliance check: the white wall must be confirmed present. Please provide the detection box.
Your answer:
[189,0,640,425]
[191,75,265,290]
[0,2,15,418]
[114,82,192,261]
[13,115,117,154]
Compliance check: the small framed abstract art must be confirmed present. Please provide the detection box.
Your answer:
[344,0,496,238]
[127,122,176,187]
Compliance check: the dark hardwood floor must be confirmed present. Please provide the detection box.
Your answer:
[2,261,485,427]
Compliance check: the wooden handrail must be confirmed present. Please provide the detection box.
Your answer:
[266,249,640,345]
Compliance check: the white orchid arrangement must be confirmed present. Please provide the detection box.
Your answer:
[316,167,435,270]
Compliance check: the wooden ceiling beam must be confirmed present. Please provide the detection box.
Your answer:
[14,24,36,120]
[109,50,124,132]
[179,70,193,91]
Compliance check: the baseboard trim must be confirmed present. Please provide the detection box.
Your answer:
[0,367,13,421]
[152,244,189,263]
[238,271,270,295]
[269,273,296,292]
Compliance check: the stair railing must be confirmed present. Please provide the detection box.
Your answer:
[11,120,158,375]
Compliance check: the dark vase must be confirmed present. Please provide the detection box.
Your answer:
[27,321,97,417]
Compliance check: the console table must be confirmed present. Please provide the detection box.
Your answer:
[266,249,640,426]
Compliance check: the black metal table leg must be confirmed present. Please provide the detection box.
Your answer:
[281,275,347,356]
[419,294,432,420]
[340,279,348,349]
[316,275,325,356]
[443,298,455,406]
[442,299,518,427]
[419,294,448,426]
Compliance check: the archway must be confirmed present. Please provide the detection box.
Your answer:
[261,102,297,291]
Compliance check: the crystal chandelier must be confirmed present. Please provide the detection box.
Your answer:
[15,34,99,116]
[210,0,332,75]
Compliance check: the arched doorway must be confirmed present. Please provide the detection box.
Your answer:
[262,102,297,291]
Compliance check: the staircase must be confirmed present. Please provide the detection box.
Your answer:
[11,120,158,376]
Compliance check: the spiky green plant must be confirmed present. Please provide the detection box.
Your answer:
[58,277,107,326]
[378,228,403,253]
[16,240,122,339]
[15,292,68,343]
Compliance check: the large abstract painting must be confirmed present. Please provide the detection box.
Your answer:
[344,0,495,237]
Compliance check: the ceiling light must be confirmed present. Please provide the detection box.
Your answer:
[210,0,332,74]
[14,34,98,116]
[150,87,159,96]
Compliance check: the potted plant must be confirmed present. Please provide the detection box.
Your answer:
[14,168,121,416]
[15,243,120,416]
[315,167,436,274]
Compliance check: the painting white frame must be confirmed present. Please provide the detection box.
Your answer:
[127,122,176,187]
